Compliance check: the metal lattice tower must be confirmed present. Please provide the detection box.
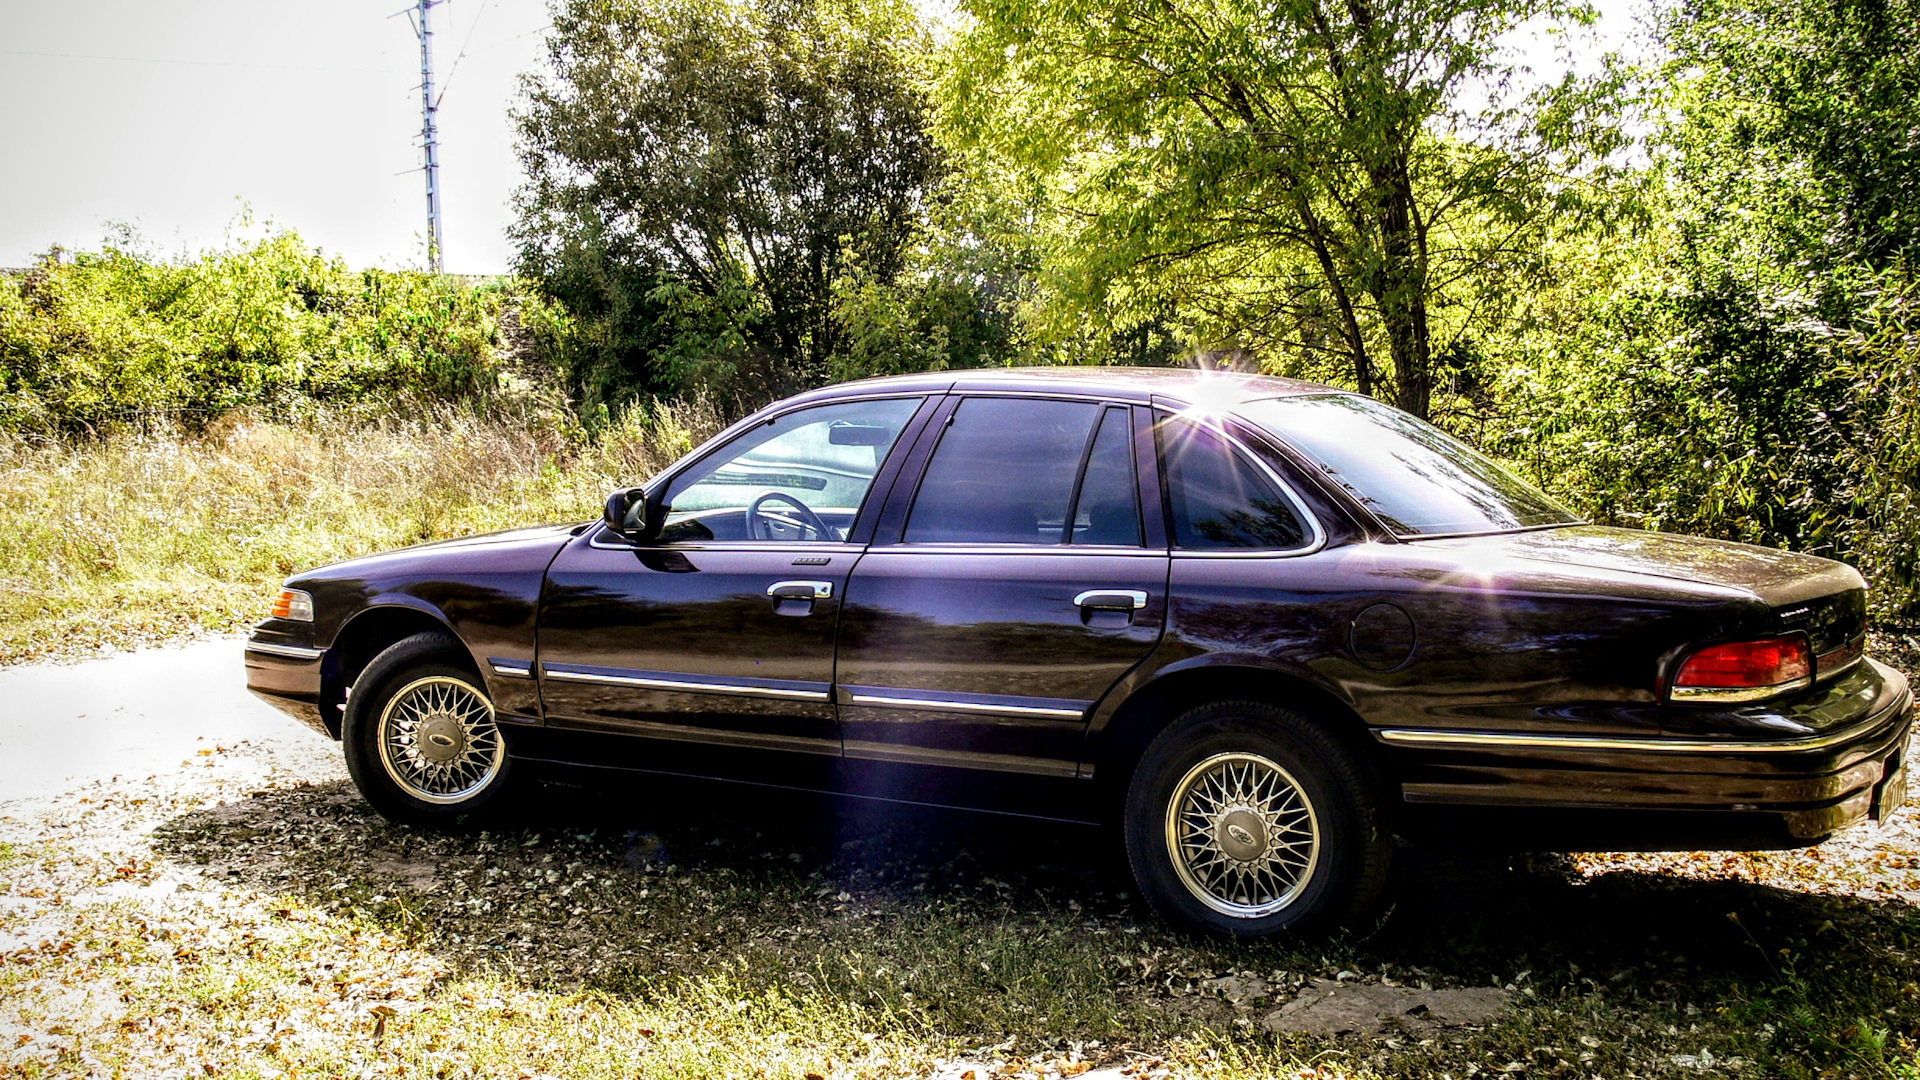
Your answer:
[409,0,445,272]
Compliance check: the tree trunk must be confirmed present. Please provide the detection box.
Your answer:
[1372,155,1433,420]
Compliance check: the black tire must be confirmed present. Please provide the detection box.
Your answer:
[342,632,515,824]
[1123,700,1390,938]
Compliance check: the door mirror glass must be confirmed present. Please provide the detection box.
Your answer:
[602,486,650,541]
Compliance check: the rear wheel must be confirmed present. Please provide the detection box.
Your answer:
[342,633,513,823]
[1123,700,1390,937]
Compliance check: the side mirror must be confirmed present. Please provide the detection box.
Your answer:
[602,487,648,541]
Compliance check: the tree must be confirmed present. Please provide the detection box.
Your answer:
[941,0,1608,419]
[513,0,945,409]
[1665,0,1920,278]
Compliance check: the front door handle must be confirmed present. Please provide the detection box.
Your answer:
[1074,589,1148,611]
[768,579,833,616]
[768,580,833,600]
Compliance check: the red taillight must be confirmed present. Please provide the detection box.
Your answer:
[1671,636,1811,702]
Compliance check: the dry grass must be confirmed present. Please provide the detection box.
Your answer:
[0,402,723,665]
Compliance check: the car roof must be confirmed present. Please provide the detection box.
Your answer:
[784,366,1345,408]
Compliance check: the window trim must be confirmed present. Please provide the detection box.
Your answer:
[1152,406,1327,558]
[588,392,935,551]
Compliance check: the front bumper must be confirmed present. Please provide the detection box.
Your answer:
[244,628,332,738]
[1379,659,1914,844]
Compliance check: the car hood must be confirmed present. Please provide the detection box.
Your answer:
[301,522,586,578]
[396,522,588,555]
[1416,524,1864,606]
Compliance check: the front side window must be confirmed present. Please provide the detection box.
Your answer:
[659,397,921,542]
[1160,415,1311,550]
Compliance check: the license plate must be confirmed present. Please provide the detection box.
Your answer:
[1875,753,1908,823]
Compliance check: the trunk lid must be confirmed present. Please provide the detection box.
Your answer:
[1418,525,1867,657]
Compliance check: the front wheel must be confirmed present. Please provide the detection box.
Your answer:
[1123,700,1390,938]
[342,633,513,824]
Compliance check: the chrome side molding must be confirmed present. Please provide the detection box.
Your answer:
[845,690,1087,720]
[1375,700,1909,754]
[245,641,326,661]
[542,664,831,702]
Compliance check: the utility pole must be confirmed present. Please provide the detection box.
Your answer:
[409,0,446,272]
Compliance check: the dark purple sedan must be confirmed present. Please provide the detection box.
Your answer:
[245,368,1912,937]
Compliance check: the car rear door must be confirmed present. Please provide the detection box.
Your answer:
[833,395,1170,780]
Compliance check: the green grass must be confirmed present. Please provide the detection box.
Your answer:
[0,402,719,665]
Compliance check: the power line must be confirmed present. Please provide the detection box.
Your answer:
[435,0,493,109]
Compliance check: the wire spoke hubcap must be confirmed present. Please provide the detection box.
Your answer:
[1164,751,1320,919]
[377,676,505,805]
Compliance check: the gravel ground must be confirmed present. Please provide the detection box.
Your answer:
[0,636,1916,1079]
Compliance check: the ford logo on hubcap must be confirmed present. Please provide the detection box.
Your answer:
[1225,822,1257,846]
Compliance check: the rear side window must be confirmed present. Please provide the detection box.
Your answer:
[1070,407,1142,546]
[1160,415,1310,550]
[906,398,1101,544]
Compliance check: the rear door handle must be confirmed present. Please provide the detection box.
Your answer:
[1074,589,1148,611]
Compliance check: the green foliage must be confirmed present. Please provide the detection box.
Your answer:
[514,0,978,413]
[0,399,724,666]
[1666,0,1920,275]
[1478,0,1920,620]
[0,231,513,432]
[938,0,1620,418]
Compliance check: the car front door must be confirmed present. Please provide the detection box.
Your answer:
[833,396,1170,782]
[535,395,933,755]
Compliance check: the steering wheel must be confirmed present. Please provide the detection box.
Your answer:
[748,491,833,541]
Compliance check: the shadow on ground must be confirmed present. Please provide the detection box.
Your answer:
[146,767,1920,1075]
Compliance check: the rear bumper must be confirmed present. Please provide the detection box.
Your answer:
[1379,659,1914,844]
[244,631,334,739]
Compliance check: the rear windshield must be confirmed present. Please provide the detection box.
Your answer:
[1237,394,1579,537]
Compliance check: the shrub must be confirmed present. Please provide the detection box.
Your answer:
[0,232,512,432]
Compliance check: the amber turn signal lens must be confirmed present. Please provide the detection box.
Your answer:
[270,588,315,622]
[1671,636,1811,702]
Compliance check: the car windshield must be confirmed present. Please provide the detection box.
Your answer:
[1237,394,1580,537]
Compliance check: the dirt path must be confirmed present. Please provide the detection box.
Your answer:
[0,636,327,802]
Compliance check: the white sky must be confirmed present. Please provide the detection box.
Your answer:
[0,0,1650,275]
[0,0,551,274]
